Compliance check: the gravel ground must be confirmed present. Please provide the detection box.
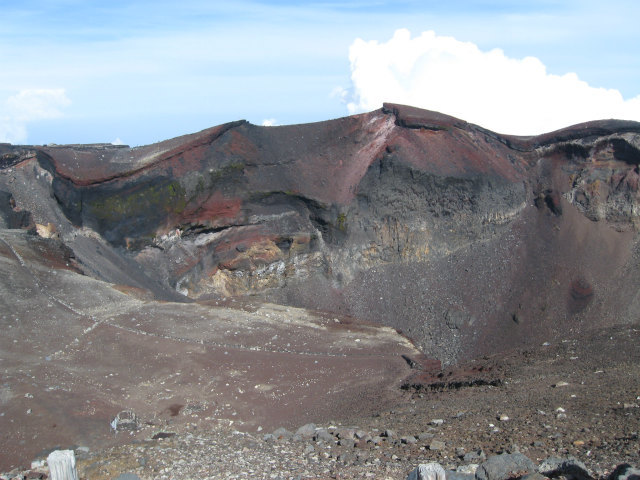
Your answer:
[5,323,634,480]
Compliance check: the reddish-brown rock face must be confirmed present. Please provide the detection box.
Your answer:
[3,104,640,364]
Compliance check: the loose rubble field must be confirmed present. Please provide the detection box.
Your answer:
[3,321,638,479]
[72,322,640,480]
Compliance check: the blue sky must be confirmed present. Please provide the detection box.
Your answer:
[1,0,639,145]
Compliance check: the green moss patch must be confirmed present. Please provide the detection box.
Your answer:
[87,180,187,223]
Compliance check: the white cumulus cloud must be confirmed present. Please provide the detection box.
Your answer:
[261,118,278,127]
[0,89,70,144]
[345,29,640,135]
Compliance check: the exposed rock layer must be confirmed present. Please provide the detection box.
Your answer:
[2,104,640,364]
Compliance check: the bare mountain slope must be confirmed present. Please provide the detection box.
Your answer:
[1,104,640,470]
[3,104,640,363]
[0,229,421,470]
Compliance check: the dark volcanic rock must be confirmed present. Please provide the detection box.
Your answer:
[539,456,593,480]
[475,453,536,480]
[0,190,33,229]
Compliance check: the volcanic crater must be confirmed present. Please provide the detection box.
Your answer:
[0,104,639,474]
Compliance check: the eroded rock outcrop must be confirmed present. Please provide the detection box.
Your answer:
[2,104,640,364]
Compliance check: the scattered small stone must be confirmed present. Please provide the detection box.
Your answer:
[337,438,355,447]
[355,438,369,449]
[272,427,292,440]
[463,450,486,463]
[456,464,478,474]
[295,423,316,438]
[431,419,444,426]
[508,444,521,454]
[337,451,355,465]
[314,428,334,443]
[429,440,445,451]
[335,428,356,440]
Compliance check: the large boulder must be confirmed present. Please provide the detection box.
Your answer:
[475,453,536,480]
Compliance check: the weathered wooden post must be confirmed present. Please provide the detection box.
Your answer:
[47,449,79,480]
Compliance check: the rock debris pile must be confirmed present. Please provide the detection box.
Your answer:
[2,423,639,480]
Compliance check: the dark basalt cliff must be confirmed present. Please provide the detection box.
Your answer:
[3,103,640,364]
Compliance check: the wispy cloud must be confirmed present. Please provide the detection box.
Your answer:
[0,89,71,144]
[1,2,639,144]
[344,29,640,134]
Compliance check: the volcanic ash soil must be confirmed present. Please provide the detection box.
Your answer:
[6,323,637,480]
